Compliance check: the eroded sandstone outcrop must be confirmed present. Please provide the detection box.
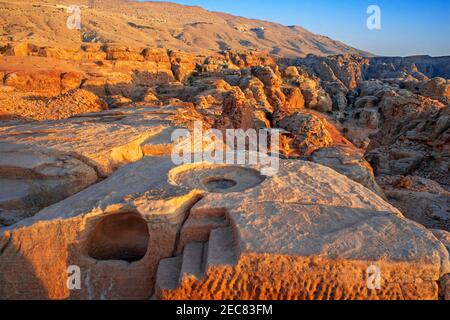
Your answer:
[0,88,108,121]
[377,175,450,231]
[1,41,449,301]
[366,104,449,186]
[1,155,448,300]
[0,105,203,227]
[311,145,385,198]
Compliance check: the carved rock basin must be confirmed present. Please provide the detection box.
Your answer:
[0,155,448,300]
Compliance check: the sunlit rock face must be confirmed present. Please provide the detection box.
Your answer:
[0,2,449,300]
[0,154,448,300]
[0,104,206,227]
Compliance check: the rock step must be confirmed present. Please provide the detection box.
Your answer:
[154,256,182,295]
[205,227,237,267]
[176,215,228,255]
[155,227,237,298]
[179,242,206,281]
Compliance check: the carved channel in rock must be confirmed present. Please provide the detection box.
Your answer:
[87,212,150,263]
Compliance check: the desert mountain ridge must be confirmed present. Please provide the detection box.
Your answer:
[1,0,450,302]
[0,0,371,57]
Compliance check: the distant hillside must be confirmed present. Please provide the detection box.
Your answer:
[0,0,371,57]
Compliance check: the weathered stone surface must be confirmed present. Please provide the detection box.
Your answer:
[366,105,449,187]
[310,89,333,113]
[1,155,447,300]
[0,105,202,226]
[0,106,195,177]
[289,54,368,90]
[0,3,449,302]
[275,112,334,156]
[415,77,450,104]
[282,87,305,114]
[432,229,450,254]
[215,87,254,130]
[432,229,450,300]
[311,146,385,198]
[4,70,62,95]
[283,66,300,78]
[3,43,37,57]
[0,149,97,226]
[377,175,450,231]
[0,88,107,121]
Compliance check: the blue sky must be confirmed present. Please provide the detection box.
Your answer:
[146,0,450,56]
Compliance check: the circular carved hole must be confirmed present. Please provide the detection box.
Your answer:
[169,164,266,194]
[87,212,149,263]
[203,177,237,192]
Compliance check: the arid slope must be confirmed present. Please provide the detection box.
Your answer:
[0,0,370,57]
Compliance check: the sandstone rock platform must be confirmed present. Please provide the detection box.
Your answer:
[1,154,448,300]
[0,105,203,227]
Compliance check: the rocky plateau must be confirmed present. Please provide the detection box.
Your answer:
[0,0,449,301]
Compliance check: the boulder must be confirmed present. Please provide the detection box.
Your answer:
[4,71,62,95]
[169,50,198,82]
[310,89,333,113]
[3,43,36,57]
[252,65,282,88]
[215,87,255,130]
[283,66,300,78]
[354,108,381,130]
[275,112,333,155]
[366,106,449,186]
[282,87,305,113]
[324,82,348,116]
[311,146,386,198]
[419,77,450,104]
[377,175,450,231]
[61,72,82,92]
